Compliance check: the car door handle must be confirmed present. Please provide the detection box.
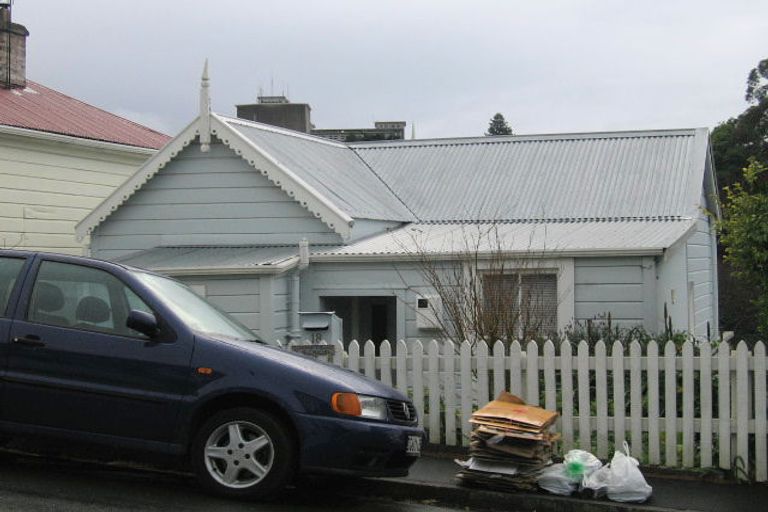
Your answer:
[12,335,46,348]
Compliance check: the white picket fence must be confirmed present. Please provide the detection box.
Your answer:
[277,338,768,481]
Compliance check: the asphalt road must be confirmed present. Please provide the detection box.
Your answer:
[0,452,458,512]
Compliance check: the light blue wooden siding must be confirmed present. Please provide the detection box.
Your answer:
[686,205,716,338]
[90,139,342,260]
[573,257,648,328]
[177,275,261,332]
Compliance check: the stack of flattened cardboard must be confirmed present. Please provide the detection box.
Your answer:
[456,391,559,492]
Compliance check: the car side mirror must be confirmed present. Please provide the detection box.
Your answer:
[126,309,159,339]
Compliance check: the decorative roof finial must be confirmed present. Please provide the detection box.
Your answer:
[199,59,211,152]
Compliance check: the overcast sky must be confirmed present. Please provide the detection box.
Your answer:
[13,0,768,138]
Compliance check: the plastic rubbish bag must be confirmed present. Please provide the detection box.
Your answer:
[582,464,611,497]
[537,463,578,496]
[564,449,602,480]
[602,442,653,503]
[538,449,603,496]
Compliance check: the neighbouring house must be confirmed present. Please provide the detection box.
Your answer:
[0,6,169,254]
[77,70,720,344]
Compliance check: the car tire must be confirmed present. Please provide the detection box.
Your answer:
[191,407,297,499]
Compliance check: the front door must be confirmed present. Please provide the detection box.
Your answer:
[3,259,192,443]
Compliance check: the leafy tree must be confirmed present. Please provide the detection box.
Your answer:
[711,58,768,339]
[486,113,513,136]
[715,159,768,335]
[711,98,768,189]
[746,58,768,103]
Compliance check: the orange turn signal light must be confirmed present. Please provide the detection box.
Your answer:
[331,392,362,416]
[196,367,214,375]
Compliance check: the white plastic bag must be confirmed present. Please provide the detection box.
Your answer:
[582,464,611,497]
[538,449,604,496]
[564,449,602,480]
[603,442,652,503]
[537,463,579,496]
[537,463,577,495]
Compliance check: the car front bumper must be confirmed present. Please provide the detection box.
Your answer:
[294,412,425,477]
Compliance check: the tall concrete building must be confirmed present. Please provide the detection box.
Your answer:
[235,95,406,142]
[236,95,313,134]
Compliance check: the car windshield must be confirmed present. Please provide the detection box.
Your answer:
[134,271,262,343]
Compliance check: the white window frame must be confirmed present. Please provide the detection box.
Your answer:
[474,258,575,335]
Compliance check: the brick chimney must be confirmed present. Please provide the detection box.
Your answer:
[0,3,28,89]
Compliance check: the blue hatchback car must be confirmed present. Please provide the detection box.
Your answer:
[0,250,424,498]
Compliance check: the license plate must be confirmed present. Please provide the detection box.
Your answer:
[406,435,422,456]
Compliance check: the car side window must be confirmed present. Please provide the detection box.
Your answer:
[27,261,154,339]
[0,257,26,318]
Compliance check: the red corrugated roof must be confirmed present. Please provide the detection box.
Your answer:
[0,81,170,149]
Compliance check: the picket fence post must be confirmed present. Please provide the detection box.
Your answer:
[577,340,590,451]
[754,341,767,482]
[412,340,425,428]
[459,340,472,446]
[699,341,713,468]
[595,340,608,458]
[560,340,574,452]
[427,340,440,444]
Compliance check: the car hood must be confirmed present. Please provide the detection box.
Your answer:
[212,338,408,401]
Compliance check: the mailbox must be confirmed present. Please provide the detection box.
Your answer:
[299,311,343,343]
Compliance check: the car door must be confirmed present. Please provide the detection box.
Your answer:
[3,257,193,445]
[0,254,32,407]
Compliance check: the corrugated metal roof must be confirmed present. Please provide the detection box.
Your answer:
[115,246,299,272]
[0,81,170,149]
[351,129,707,222]
[221,117,414,222]
[311,219,695,258]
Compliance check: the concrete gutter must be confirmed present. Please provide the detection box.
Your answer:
[353,477,676,512]
[342,452,767,512]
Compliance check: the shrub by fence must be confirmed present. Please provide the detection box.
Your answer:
[277,338,767,482]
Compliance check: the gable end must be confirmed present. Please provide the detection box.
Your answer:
[76,114,355,241]
[210,114,353,239]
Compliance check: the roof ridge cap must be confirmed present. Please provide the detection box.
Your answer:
[351,128,701,149]
[219,115,349,148]
[417,216,692,225]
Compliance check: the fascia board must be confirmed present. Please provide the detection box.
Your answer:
[75,118,201,240]
[688,128,712,217]
[706,141,722,220]
[210,114,354,240]
[0,124,159,155]
[154,256,300,277]
[309,248,668,263]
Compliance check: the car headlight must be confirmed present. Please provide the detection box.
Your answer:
[331,392,388,420]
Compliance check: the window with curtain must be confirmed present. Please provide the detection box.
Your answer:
[483,272,557,339]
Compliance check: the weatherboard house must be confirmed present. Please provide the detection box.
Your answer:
[77,71,720,344]
[0,7,169,255]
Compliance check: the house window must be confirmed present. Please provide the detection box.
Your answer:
[483,272,558,339]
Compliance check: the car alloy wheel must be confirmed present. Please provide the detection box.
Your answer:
[192,408,296,499]
[204,420,274,489]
